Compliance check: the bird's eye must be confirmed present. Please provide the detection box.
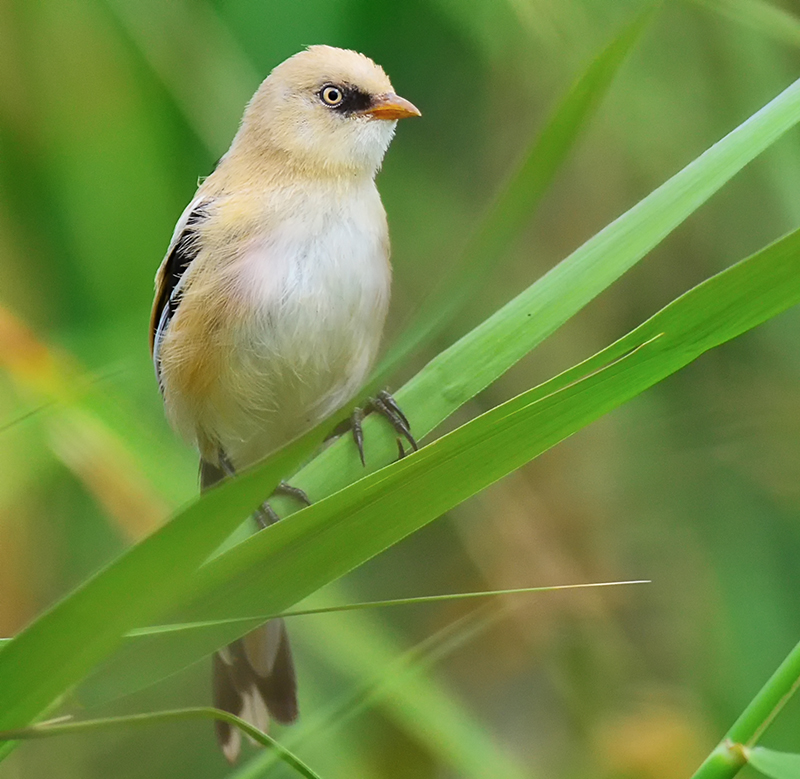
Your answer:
[320,85,344,106]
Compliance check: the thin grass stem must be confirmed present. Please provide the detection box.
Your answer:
[0,708,322,779]
[691,638,800,778]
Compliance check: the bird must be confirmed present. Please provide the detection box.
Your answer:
[149,45,420,762]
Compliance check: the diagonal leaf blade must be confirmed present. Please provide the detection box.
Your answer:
[79,225,800,705]
[173,228,800,623]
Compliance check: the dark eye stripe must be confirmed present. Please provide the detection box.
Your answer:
[319,84,372,115]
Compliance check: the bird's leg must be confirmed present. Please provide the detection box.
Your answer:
[351,389,418,466]
[217,453,309,530]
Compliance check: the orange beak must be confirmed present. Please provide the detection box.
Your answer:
[362,93,422,121]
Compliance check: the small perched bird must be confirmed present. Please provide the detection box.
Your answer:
[150,46,420,761]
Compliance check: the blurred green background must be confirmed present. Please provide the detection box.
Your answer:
[2,0,800,777]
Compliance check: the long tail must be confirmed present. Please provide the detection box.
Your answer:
[213,620,298,762]
[200,458,299,763]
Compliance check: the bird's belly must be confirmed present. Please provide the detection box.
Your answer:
[204,223,390,469]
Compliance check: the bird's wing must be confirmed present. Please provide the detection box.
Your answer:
[150,197,210,385]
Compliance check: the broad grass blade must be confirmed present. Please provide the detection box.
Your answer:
[80,226,800,704]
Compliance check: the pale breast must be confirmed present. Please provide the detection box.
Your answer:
[162,178,391,469]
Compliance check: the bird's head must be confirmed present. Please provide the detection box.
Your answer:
[238,45,421,177]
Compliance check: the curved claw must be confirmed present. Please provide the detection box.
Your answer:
[351,407,366,466]
[275,481,311,506]
[348,390,417,467]
[369,393,418,453]
[376,390,411,431]
[396,438,407,459]
[261,481,312,528]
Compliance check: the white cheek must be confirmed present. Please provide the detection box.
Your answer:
[353,118,397,168]
[309,114,396,173]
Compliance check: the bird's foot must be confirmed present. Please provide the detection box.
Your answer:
[352,390,417,466]
[274,480,311,507]
[256,481,311,529]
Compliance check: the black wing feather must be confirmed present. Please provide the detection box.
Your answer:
[150,204,208,381]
